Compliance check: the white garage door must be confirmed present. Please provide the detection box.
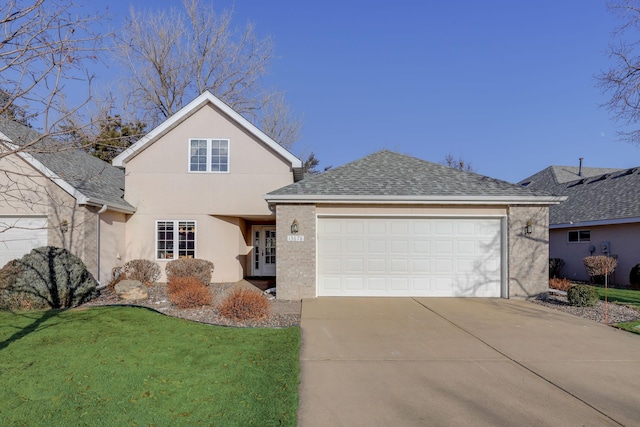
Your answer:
[318,217,503,297]
[0,216,48,268]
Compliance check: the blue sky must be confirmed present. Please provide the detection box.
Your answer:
[98,0,639,182]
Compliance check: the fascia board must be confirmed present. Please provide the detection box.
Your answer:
[550,216,640,229]
[3,140,89,204]
[264,194,566,205]
[84,198,136,214]
[113,91,302,168]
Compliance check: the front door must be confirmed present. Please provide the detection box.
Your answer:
[253,226,276,276]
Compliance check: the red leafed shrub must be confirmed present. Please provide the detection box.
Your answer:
[167,277,212,308]
[549,277,572,292]
[218,288,270,321]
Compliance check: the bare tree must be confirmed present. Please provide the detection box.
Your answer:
[1,0,107,147]
[441,153,476,172]
[114,0,301,148]
[597,0,640,144]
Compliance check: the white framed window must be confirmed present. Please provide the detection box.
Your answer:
[156,220,196,259]
[189,138,229,172]
[568,229,590,243]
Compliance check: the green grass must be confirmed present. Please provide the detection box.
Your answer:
[595,286,640,310]
[0,306,300,426]
[595,287,640,334]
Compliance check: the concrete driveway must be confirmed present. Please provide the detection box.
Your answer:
[298,298,640,426]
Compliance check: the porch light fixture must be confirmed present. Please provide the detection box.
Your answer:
[524,220,533,236]
[291,219,299,234]
[60,220,69,234]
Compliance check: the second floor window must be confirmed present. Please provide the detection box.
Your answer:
[189,139,229,172]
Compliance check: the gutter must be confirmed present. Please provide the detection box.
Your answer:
[264,194,567,206]
[550,216,640,229]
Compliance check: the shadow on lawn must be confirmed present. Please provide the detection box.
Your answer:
[0,310,61,351]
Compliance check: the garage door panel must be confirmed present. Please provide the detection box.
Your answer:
[0,216,48,268]
[318,217,503,297]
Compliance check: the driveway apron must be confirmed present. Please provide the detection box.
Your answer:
[297,298,640,426]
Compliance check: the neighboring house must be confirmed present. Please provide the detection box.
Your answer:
[1,91,563,299]
[519,165,640,285]
[0,117,134,283]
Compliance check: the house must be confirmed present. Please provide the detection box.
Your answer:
[519,165,640,285]
[0,117,134,284]
[1,91,563,298]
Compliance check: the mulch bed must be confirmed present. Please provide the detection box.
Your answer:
[81,282,301,328]
[532,293,640,325]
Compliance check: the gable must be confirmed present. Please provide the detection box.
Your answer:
[112,91,302,173]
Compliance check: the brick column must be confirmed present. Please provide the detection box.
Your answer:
[275,204,316,300]
[508,205,549,298]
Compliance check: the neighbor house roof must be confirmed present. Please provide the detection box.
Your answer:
[112,91,303,180]
[265,150,564,205]
[519,165,640,227]
[0,118,135,213]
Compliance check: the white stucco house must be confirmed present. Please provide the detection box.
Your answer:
[0,91,563,299]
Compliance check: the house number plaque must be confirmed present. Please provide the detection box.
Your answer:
[287,235,304,242]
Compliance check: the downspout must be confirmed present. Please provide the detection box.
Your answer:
[96,204,108,288]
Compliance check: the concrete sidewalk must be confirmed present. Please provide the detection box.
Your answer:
[297,298,640,426]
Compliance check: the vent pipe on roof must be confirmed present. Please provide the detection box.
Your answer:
[578,157,584,177]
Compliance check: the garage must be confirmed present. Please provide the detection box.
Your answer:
[317,217,503,297]
[0,216,48,267]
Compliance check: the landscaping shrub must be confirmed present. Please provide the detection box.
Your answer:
[122,259,161,285]
[583,256,617,285]
[567,284,600,307]
[165,258,214,286]
[167,277,212,309]
[549,258,564,278]
[630,263,640,290]
[549,277,572,292]
[1,247,98,310]
[218,288,270,321]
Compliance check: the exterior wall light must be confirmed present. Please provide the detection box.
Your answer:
[524,220,533,236]
[291,219,299,234]
[60,220,69,234]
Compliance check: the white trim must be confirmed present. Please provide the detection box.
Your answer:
[551,216,640,229]
[188,138,230,173]
[155,219,197,261]
[2,140,135,214]
[266,194,565,205]
[113,91,302,169]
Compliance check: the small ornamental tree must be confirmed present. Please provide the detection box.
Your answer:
[583,256,618,284]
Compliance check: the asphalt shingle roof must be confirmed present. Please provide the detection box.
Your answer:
[519,165,640,225]
[268,150,553,199]
[0,118,133,211]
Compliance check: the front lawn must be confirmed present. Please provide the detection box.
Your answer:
[595,287,640,334]
[0,306,300,426]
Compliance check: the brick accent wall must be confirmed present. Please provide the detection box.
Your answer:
[276,204,316,300]
[508,205,549,298]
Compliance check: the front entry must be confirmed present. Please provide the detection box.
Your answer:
[252,225,276,276]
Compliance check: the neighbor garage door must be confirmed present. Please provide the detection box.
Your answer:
[0,216,48,267]
[318,217,503,297]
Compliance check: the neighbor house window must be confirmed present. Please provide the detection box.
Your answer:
[156,220,196,259]
[189,139,229,172]
[568,230,590,243]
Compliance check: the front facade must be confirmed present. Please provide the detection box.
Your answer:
[520,165,640,285]
[2,93,561,299]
